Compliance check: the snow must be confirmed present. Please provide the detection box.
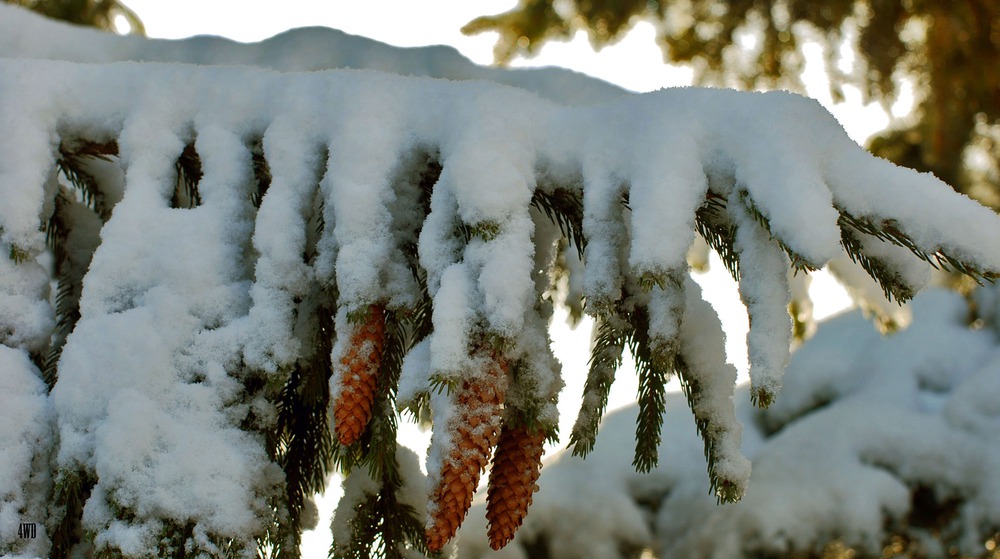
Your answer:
[0,3,628,106]
[0,347,53,558]
[675,280,750,496]
[3,4,1000,558]
[465,288,1000,558]
[0,248,53,353]
[729,190,791,404]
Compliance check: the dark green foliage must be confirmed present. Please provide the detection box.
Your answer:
[568,316,626,457]
[43,192,83,388]
[567,298,675,473]
[329,467,429,559]
[173,143,203,209]
[838,210,998,285]
[838,227,916,303]
[628,307,673,473]
[265,314,336,558]
[49,470,95,559]
[673,355,741,504]
[695,191,740,280]
[565,177,1000,494]
[250,138,272,209]
[57,141,114,219]
[7,243,30,263]
[531,186,585,259]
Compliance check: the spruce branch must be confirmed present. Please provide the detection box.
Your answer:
[470,219,501,241]
[330,472,430,559]
[837,210,999,285]
[57,139,117,218]
[629,307,673,473]
[729,192,792,409]
[673,356,741,504]
[272,365,335,558]
[637,269,667,292]
[57,156,106,217]
[268,292,337,559]
[568,315,627,457]
[42,191,84,389]
[50,469,95,559]
[530,187,585,259]
[737,191,820,273]
[694,191,740,280]
[839,227,916,303]
[503,364,561,445]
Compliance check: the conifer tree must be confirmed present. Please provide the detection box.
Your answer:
[3,7,1000,559]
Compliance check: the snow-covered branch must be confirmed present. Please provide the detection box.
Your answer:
[2,9,1000,556]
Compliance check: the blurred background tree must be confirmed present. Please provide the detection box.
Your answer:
[464,1,1000,208]
[2,0,143,34]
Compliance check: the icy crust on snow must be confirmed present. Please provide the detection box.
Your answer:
[2,52,1000,556]
[462,288,1000,558]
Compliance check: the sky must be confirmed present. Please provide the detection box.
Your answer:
[110,1,868,554]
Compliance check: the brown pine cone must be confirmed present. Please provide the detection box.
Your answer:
[486,423,546,550]
[332,303,386,446]
[425,353,508,552]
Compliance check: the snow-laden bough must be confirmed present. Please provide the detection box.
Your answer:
[1,58,1000,557]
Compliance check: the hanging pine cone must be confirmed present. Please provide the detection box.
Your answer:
[331,303,386,446]
[486,423,546,550]
[425,352,508,552]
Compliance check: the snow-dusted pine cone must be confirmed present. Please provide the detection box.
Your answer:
[332,303,386,446]
[486,423,546,550]
[425,353,508,552]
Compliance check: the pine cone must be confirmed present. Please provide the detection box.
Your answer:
[332,303,386,446]
[425,353,508,552]
[486,423,546,550]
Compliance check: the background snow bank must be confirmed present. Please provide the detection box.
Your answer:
[459,287,1000,558]
[0,3,626,106]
